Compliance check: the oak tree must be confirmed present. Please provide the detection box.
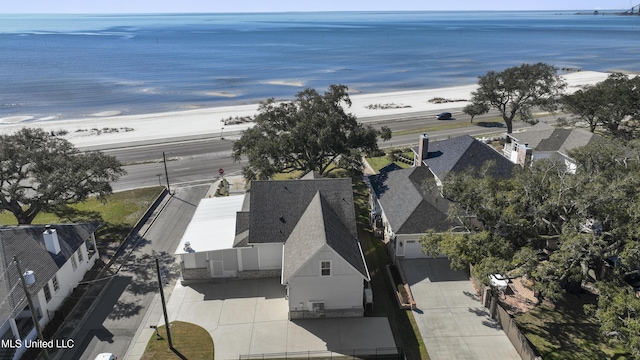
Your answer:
[232,85,391,180]
[0,128,126,224]
[469,63,566,133]
[462,102,489,123]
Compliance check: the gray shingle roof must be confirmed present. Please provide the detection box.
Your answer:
[509,122,600,154]
[245,178,356,244]
[0,223,99,319]
[369,167,461,234]
[282,192,368,282]
[233,212,250,247]
[419,135,514,179]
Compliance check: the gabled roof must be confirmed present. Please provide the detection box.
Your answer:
[508,122,600,154]
[414,135,514,179]
[282,192,369,283]
[245,177,356,244]
[0,223,99,319]
[369,166,461,234]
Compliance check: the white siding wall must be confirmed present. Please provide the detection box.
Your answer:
[183,253,196,268]
[14,246,95,359]
[255,243,283,270]
[42,248,93,321]
[287,246,363,311]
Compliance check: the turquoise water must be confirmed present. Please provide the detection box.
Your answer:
[1,11,639,119]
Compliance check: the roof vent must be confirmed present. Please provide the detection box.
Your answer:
[24,270,36,286]
[43,225,61,255]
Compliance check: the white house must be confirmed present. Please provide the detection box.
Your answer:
[175,173,370,319]
[503,122,601,172]
[0,223,99,360]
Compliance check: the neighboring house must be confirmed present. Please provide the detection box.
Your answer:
[412,134,515,186]
[0,223,99,360]
[368,166,465,260]
[175,172,370,319]
[503,122,601,172]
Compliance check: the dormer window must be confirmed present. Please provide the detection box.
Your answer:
[320,261,331,276]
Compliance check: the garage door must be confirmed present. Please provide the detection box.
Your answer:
[403,240,427,259]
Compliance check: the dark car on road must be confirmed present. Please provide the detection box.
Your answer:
[436,112,452,120]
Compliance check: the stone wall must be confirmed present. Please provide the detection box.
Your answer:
[289,308,364,319]
[238,269,281,279]
[182,267,210,280]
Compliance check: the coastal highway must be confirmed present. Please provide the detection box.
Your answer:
[104,109,535,191]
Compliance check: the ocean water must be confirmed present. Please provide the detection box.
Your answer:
[1,11,639,120]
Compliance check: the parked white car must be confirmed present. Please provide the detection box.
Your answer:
[94,353,117,360]
[489,274,509,291]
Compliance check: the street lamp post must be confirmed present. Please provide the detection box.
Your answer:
[220,127,224,140]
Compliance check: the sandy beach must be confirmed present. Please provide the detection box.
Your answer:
[0,71,610,149]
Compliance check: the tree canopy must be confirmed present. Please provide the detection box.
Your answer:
[562,73,640,138]
[421,139,640,355]
[232,85,391,180]
[469,62,566,133]
[462,102,489,123]
[0,128,126,224]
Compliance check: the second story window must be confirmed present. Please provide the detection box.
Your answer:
[71,255,77,271]
[43,283,52,302]
[320,261,331,276]
[77,247,84,263]
[52,275,59,292]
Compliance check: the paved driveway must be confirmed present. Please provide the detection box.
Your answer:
[126,277,396,359]
[400,258,520,360]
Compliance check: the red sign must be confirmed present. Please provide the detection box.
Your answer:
[218,168,224,175]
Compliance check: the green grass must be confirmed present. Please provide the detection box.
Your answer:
[514,294,631,360]
[365,153,413,173]
[393,118,504,137]
[141,321,214,360]
[352,178,429,360]
[0,186,164,242]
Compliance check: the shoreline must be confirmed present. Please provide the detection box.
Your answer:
[0,71,610,149]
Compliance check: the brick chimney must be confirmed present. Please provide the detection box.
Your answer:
[43,225,61,255]
[417,133,429,166]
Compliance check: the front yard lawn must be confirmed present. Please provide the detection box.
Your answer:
[366,151,413,173]
[141,321,214,359]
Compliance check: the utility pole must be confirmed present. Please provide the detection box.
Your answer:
[14,256,50,360]
[162,152,171,193]
[156,258,173,349]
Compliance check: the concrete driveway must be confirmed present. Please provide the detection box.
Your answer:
[126,277,396,359]
[400,258,520,360]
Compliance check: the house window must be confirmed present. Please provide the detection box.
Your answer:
[43,283,52,303]
[77,247,84,263]
[320,261,331,276]
[52,275,59,292]
[71,255,77,271]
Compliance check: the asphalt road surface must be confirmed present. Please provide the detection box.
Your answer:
[105,108,543,191]
[54,185,209,360]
